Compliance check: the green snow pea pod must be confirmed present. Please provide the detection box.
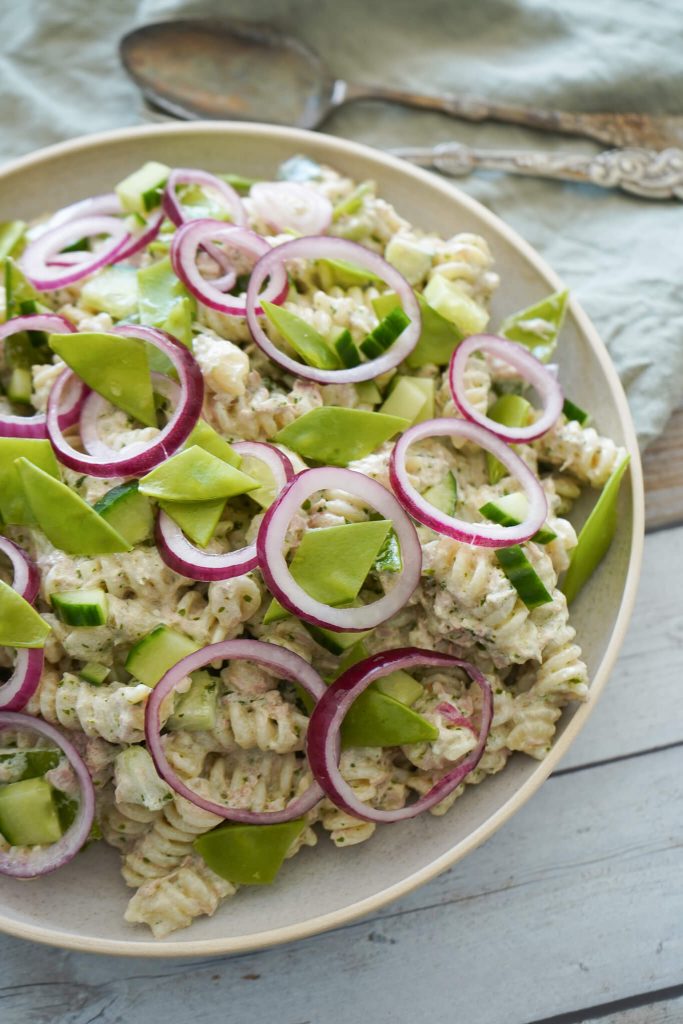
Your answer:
[194,818,308,885]
[48,331,157,428]
[15,458,131,555]
[137,256,195,349]
[261,301,340,370]
[0,222,26,261]
[139,446,258,503]
[264,519,393,624]
[81,266,139,320]
[185,420,241,467]
[158,498,226,547]
[562,455,631,605]
[275,407,408,466]
[0,438,60,525]
[0,580,51,648]
[499,289,569,363]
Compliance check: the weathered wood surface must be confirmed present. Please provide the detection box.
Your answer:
[0,519,681,1024]
[643,407,683,531]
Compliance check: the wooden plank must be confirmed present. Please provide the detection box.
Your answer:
[643,407,683,531]
[558,525,683,769]
[0,745,680,1024]
[576,994,683,1024]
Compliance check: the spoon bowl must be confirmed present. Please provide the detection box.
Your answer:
[120,19,337,128]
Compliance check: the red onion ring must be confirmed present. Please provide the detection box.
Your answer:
[257,466,422,631]
[0,536,44,711]
[28,193,122,238]
[435,702,477,733]
[170,219,288,316]
[79,371,180,460]
[0,314,86,439]
[113,208,165,263]
[390,418,548,547]
[246,236,421,383]
[249,181,332,236]
[46,325,203,477]
[449,334,563,442]
[163,168,247,228]
[145,639,326,824]
[0,711,95,876]
[20,216,132,291]
[156,441,294,581]
[307,648,492,822]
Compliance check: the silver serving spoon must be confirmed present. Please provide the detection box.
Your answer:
[121,18,683,151]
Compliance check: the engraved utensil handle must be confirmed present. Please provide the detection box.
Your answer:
[340,81,683,151]
[390,143,683,200]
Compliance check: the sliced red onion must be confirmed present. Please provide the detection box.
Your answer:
[0,314,86,439]
[156,442,294,581]
[0,538,45,712]
[20,216,132,291]
[79,371,180,459]
[257,467,421,631]
[450,334,563,442]
[307,648,492,823]
[390,418,548,547]
[250,181,332,236]
[0,712,95,876]
[246,236,420,383]
[113,207,165,263]
[171,219,288,316]
[163,168,247,228]
[435,702,477,733]
[146,639,325,824]
[28,193,122,239]
[46,325,203,477]
[0,536,40,604]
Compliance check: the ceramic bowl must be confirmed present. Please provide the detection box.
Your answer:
[0,122,644,956]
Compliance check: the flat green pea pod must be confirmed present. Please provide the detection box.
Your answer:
[264,519,393,624]
[137,256,194,349]
[4,258,48,320]
[499,289,569,363]
[0,438,60,525]
[49,331,157,428]
[15,458,131,555]
[195,819,308,885]
[562,454,631,605]
[262,301,340,370]
[275,406,408,466]
[81,266,139,321]
[340,689,437,749]
[138,445,258,503]
[0,580,51,648]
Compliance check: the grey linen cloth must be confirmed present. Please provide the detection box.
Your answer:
[1,0,681,447]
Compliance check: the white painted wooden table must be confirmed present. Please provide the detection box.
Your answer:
[1,443,681,1024]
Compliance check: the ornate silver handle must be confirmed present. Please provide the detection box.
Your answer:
[391,143,683,200]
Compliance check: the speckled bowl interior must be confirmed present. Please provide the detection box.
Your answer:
[0,123,644,957]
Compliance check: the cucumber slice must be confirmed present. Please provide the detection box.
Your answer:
[125,625,199,687]
[115,161,171,215]
[479,493,557,544]
[167,670,218,732]
[422,275,489,336]
[79,662,110,685]
[360,307,411,360]
[380,377,427,424]
[563,398,591,426]
[0,777,62,846]
[0,748,60,781]
[355,380,382,405]
[333,329,361,368]
[94,481,153,545]
[50,588,109,627]
[422,471,458,516]
[7,367,32,404]
[495,546,553,609]
[486,395,532,484]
